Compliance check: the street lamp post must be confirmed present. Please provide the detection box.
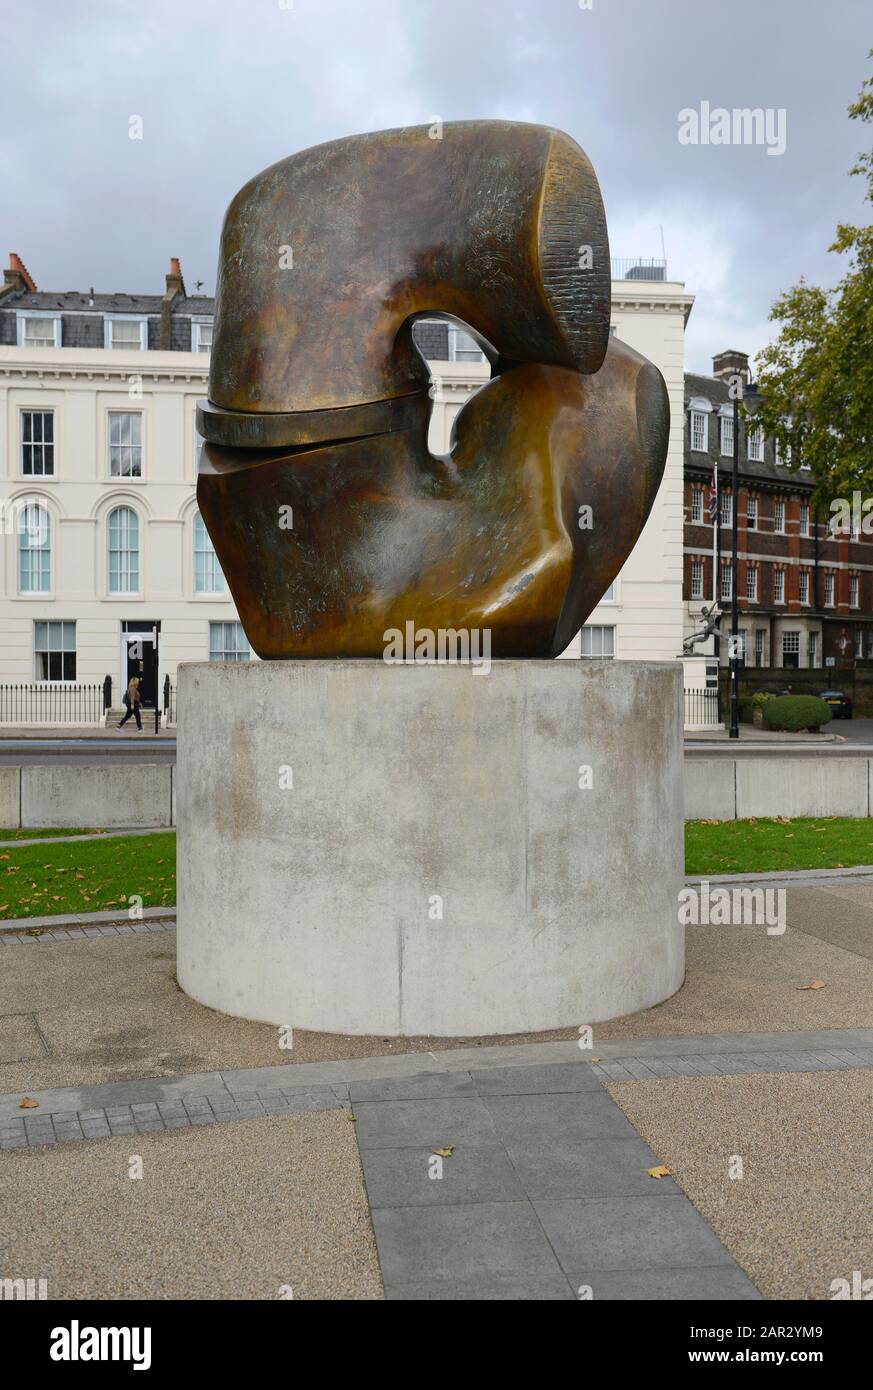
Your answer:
[729,386,741,738]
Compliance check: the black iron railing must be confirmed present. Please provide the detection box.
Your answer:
[611,257,667,281]
[163,676,176,726]
[684,688,721,727]
[0,683,106,724]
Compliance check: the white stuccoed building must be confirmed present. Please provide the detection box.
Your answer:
[0,253,693,720]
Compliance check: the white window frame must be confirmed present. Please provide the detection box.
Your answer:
[690,411,708,452]
[807,631,818,667]
[745,565,757,601]
[690,488,704,523]
[107,411,144,479]
[824,573,834,607]
[746,495,757,529]
[20,409,56,477]
[688,397,712,453]
[107,505,140,595]
[799,502,809,536]
[16,310,61,349]
[774,499,785,533]
[447,323,486,363]
[720,561,732,603]
[104,314,148,351]
[191,317,213,353]
[580,625,615,659]
[720,491,733,527]
[194,511,225,595]
[209,620,250,662]
[33,619,76,683]
[850,574,859,608]
[774,569,785,604]
[799,570,809,605]
[691,560,704,599]
[719,411,734,457]
[17,502,52,595]
[747,423,764,462]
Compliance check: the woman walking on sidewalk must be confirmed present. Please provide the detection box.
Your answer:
[118,676,143,730]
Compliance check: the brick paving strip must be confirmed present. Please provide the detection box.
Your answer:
[3,1028,872,1298]
[0,906,175,942]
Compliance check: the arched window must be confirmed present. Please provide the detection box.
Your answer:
[18,502,51,593]
[108,505,139,593]
[194,511,224,594]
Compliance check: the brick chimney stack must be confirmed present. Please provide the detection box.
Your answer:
[1,252,37,299]
[712,349,750,387]
[160,256,185,349]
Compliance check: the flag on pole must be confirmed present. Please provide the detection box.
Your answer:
[708,467,719,524]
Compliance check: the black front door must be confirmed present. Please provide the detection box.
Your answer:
[125,637,157,708]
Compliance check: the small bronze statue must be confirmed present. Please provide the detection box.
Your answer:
[197,121,669,658]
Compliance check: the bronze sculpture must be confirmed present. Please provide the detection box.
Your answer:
[197,121,669,658]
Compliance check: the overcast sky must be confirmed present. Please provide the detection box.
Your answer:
[2,0,869,373]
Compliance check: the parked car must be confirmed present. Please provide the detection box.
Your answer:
[817,689,853,719]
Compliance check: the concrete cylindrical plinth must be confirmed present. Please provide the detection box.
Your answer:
[177,660,684,1036]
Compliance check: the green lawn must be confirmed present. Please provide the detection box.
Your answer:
[686,816,873,876]
[0,827,105,841]
[0,832,176,919]
[2,819,872,922]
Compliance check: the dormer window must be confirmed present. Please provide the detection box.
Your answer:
[16,312,61,348]
[747,422,764,461]
[191,319,213,353]
[719,406,734,456]
[104,315,148,350]
[688,396,712,452]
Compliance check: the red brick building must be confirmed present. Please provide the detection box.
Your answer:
[684,350,871,674]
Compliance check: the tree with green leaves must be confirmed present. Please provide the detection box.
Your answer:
[753,54,873,503]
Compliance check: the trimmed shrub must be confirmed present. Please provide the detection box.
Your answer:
[763,695,833,732]
[750,690,776,708]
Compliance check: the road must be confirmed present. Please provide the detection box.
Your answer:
[0,738,176,765]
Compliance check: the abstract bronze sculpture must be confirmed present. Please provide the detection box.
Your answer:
[197,121,669,658]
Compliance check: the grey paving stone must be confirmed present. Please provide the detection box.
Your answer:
[383,1273,576,1301]
[53,1122,85,1142]
[360,1143,526,1209]
[482,1092,639,1146]
[372,1202,572,1300]
[470,1064,605,1096]
[0,1134,27,1148]
[81,1121,111,1138]
[569,1265,762,1300]
[130,1103,161,1118]
[592,1062,637,1082]
[186,1112,216,1126]
[534,1195,736,1274]
[28,1131,57,1145]
[107,1121,136,1135]
[349,1072,476,1103]
[502,1135,682,1202]
[353,1097,500,1151]
[181,1097,212,1115]
[162,1116,190,1128]
[104,1105,134,1118]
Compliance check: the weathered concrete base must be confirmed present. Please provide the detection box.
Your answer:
[176,660,685,1037]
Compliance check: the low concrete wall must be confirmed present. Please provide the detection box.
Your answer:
[685,755,873,820]
[17,764,174,829]
[177,660,685,1037]
[0,767,20,826]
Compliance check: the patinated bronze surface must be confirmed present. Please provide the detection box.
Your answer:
[197,121,669,659]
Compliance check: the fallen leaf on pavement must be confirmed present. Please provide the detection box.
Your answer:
[19,1097,39,1109]
[797,980,827,990]
[432,1147,455,1157]
[647,1164,672,1179]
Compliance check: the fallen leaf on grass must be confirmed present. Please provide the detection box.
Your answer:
[432,1146,455,1157]
[647,1164,672,1179]
[797,980,827,990]
[19,1097,39,1109]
